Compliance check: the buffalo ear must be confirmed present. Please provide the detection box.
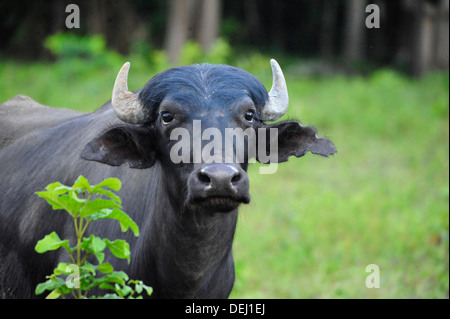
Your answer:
[258,121,337,163]
[81,125,156,169]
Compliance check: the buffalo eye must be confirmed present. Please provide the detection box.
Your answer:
[244,110,255,123]
[161,112,174,124]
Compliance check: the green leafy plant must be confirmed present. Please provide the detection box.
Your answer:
[43,33,123,75]
[179,38,232,66]
[34,176,152,299]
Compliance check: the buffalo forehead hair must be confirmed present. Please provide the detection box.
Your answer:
[138,64,269,121]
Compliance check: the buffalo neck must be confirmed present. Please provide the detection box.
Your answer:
[135,163,239,298]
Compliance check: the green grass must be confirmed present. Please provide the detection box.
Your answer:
[1,58,448,299]
[232,70,449,299]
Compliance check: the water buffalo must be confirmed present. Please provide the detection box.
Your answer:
[0,60,336,298]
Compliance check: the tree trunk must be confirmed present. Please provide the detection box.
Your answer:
[270,0,285,50]
[87,0,107,35]
[320,0,338,60]
[109,0,136,55]
[434,0,449,71]
[343,0,367,61]
[51,0,66,33]
[197,0,221,52]
[244,0,262,45]
[165,0,196,64]
[411,0,435,76]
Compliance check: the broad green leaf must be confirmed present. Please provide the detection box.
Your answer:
[82,235,106,253]
[53,185,73,194]
[114,284,125,297]
[88,208,139,237]
[82,235,106,263]
[94,188,122,204]
[54,263,73,276]
[36,191,82,217]
[88,208,112,221]
[58,194,83,216]
[79,198,122,217]
[93,178,122,192]
[80,275,95,291]
[97,263,114,274]
[106,271,129,285]
[35,232,70,253]
[44,182,66,193]
[72,175,92,193]
[142,284,153,296]
[35,276,66,295]
[109,209,139,236]
[35,191,66,211]
[36,281,53,295]
[91,236,106,252]
[119,284,132,297]
[81,262,97,275]
[106,239,130,262]
[135,282,143,294]
[41,183,74,202]
[98,283,117,292]
[88,275,111,290]
[111,209,139,236]
[81,235,93,250]
[69,189,87,203]
[46,289,61,299]
[93,251,105,264]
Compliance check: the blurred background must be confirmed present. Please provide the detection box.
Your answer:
[1,0,449,74]
[0,0,448,298]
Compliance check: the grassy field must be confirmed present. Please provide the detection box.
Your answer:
[232,70,449,299]
[0,55,448,299]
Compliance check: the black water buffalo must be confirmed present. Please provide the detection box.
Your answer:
[0,60,336,298]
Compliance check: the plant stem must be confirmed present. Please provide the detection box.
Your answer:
[73,191,92,299]
[76,217,83,299]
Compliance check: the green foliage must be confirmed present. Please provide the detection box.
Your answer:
[129,37,233,74]
[44,33,124,74]
[179,38,232,66]
[34,176,152,299]
[44,33,107,60]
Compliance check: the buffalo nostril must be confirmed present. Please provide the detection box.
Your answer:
[197,171,211,185]
[231,173,241,185]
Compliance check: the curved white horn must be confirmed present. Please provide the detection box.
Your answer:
[260,59,289,122]
[112,62,147,124]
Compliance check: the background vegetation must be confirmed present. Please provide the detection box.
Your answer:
[1,0,448,75]
[1,33,448,298]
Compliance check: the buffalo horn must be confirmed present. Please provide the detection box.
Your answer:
[112,62,147,124]
[260,59,289,122]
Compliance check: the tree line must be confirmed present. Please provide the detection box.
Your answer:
[0,0,448,75]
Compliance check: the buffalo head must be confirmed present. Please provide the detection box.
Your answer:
[81,60,336,213]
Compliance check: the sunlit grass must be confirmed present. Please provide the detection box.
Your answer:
[231,70,449,299]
